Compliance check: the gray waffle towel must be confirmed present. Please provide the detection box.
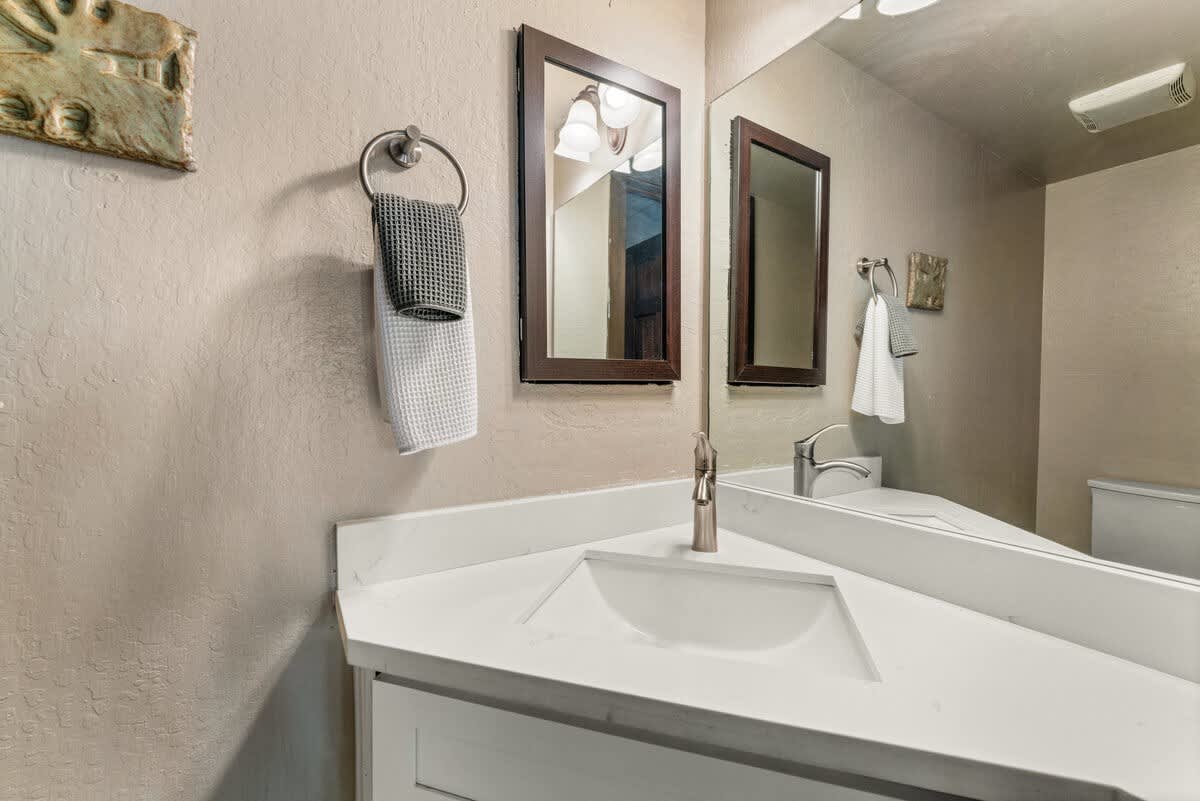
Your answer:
[855,293,918,358]
[373,193,467,321]
[373,196,477,454]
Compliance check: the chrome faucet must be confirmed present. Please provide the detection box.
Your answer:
[794,424,872,498]
[691,432,718,552]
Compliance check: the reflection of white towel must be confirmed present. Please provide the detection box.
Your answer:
[851,297,905,424]
[374,248,478,454]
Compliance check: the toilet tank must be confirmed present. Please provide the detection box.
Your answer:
[1089,479,1200,580]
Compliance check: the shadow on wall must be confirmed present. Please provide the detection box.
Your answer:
[110,250,371,799]
[207,619,354,801]
[0,151,383,800]
[255,165,442,503]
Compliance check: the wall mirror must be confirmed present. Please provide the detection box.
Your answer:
[707,0,1200,584]
[729,117,830,385]
[518,26,681,382]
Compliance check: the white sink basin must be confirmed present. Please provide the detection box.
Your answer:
[521,551,878,681]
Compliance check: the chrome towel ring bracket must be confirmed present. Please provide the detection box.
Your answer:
[856,257,899,301]
[359,125,470,215]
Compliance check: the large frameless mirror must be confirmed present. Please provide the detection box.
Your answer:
[707,0,1200,584]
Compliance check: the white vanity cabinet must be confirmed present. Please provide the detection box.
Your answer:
[364,678,892,801]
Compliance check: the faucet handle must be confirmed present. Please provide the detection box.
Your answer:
[693,432,717,471]
[794,423,848,461]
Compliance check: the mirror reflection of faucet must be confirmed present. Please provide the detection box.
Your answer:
[794,424,872,498]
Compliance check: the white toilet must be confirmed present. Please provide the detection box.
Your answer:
[1089,479,1200,580]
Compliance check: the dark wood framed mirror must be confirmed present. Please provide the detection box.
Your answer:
[517,26,681,383]
[728,117,830,386]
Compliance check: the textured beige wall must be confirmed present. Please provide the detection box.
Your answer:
[1038,144,1200,552]
[751,195,816,368]
[709,41,1047,528]
[705,0,853,101]
[0,1,705,799]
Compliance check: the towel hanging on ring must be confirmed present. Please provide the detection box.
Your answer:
[854,293,918,358]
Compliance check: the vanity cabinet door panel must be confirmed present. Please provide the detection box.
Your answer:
[370,680,894,801]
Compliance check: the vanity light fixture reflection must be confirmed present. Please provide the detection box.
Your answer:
[876,0,940,16]
[559,97,601,153]
[554,138,591,162]
[555,84,644,162]
[598,83,641,128]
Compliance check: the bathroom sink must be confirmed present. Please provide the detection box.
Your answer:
[521,552,878,681]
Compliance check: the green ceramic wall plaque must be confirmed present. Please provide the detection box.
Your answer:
[906,251,949,311]
[0,0,196,171]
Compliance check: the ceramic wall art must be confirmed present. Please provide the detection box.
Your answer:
[0,0,196,171]
[906,251,949,311]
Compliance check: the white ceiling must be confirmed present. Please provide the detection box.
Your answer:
[814,0,1200,183]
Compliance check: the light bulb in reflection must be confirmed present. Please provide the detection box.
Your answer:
[559,98,601,153]
[598,84,641,129]
[554,137,591,163]
[632,138,663,172]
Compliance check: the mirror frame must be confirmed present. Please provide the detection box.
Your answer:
[728,116,830,386]
[517,25,682,383]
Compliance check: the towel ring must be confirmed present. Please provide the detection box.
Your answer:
[856,257,899,301]
[359,125,470,215]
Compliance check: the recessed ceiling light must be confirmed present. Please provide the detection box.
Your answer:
[876,0,940,16]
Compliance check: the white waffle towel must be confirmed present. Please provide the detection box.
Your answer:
[374,248,478,454]
[851,297,905,424]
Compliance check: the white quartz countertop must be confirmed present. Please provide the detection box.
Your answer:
[823,487,1085,557]
[336,525,1200,801]
[723,465,1084,558]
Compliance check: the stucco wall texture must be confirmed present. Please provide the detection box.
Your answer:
[704,0,854,102]
[1038,143,1200,552]
[708,41,1047,529]
[0,1,707,799]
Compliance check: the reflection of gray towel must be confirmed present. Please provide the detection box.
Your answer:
[373,193,466,321]
[855,293,918,358]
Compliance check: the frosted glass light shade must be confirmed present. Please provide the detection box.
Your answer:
[632,138,663,172]
[839,2,862,20]
[598,84,641,129]
[559,99,601,153]
[554,137,591,163]
[877,0,939,15]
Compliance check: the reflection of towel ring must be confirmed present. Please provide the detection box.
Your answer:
[359,125,470,215]
[856,257,899,301]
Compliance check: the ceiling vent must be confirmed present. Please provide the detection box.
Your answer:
[1069,63,1195,133]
